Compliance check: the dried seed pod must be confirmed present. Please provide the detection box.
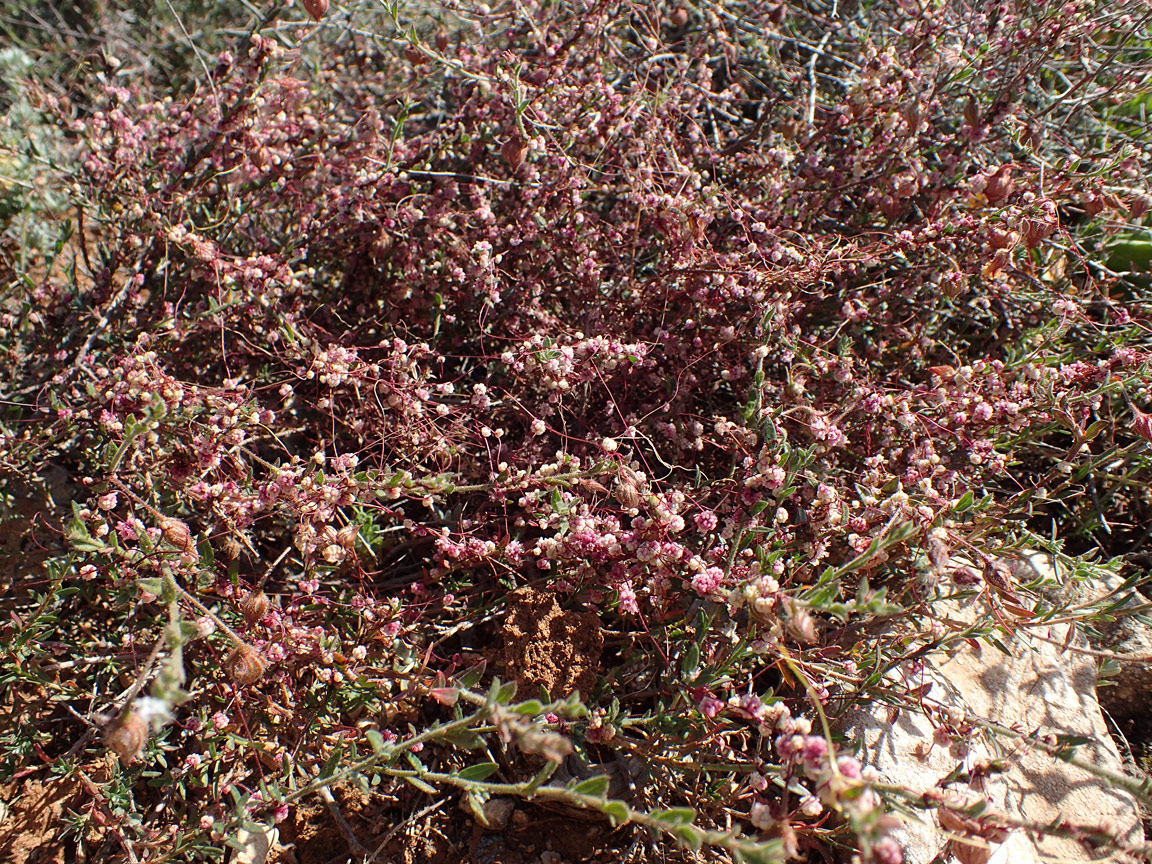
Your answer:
[160,518,198,560]
[435,29,450,52]
[613,478,642,511]
[986,226,1017,250]
[669,7,688,27]
[221,536,243,560]
[224,645,267,685]
[982,165,1014,205]
[239,590,270,625]
[303,0,328,21]
[501,135,528,172]
[963,96,980,129]
[337,524,358,550]
[1133,408,1152,444]
[106,710,149,765]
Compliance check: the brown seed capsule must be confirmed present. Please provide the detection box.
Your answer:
[240,590,270,625]
[160,518,199,562]
[337,524,358,551]
[963,96,980,129]
[303,0,328,21]
[435,29,450,52]
[982,165,1014,205]
[986,227,1017,250]
[670,7,689,27]
[221,536,243,560]
[501,135,528,172]
[160,517,190,548]
[613,478,643,511]
[224,645,267,685]
[1133,408,1152,444]
[106,710,149,765]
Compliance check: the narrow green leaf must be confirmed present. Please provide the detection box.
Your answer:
[495,681,517,705]
[680,643,700,680]
[457,762,500,781]
[443,728,485,749]
[672,824,703,850]
[512,699,545,716]
[137,577,166,596]
[457,664,486,689]
[464,790,489,824]
[570,775,610,798]
[70,534,107,553]
[320,748,342,780]
[365,729,388,754]
[404,776,438,794]
[733,839,786,864]
[653,807,695,827]
[599,800,631,826]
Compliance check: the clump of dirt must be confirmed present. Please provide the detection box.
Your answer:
[501,588,604,700]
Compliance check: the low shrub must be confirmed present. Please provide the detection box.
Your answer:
[1,0,1150,860]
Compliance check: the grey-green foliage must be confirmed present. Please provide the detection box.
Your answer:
[0,46,68,257]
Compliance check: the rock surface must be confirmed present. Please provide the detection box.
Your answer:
[840,577,1143,864]
[1016,550,1152,726]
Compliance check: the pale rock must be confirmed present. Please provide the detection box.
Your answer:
[1018,550,1152,724]
[840,579,1143,864]
[231,824,278,864]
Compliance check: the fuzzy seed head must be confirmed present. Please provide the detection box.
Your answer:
[240,590,270,625]
[106,711,149,765]
[160,518,197,560]
[224,645,267,685]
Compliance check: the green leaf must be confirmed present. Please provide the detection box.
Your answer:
[197,538,215,566]
[457,762,500,781]
[986,635,1013,656]
[69,532,107,553]
[494,681,517,705]
[1082,419,1109,442]
[560,692,588,718]
[732,839,786,864]
[443,728,485,749]
[404,776,438,794]
[512,699,545,716]
[457,664,486,689]
[953,490,974,512]
[464,790,489,824]
[365,729,388,754]
[672,824,703,850]
[137,577,166,597]
[599,800,631,826]
[320,747,342,780]
[680,643,700,680]
[653,807,696,827]
[171,619,202,644]
[570,775,610,798]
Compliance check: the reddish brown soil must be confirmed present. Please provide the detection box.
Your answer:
[0,777,82,864]
[272,784,633,864]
